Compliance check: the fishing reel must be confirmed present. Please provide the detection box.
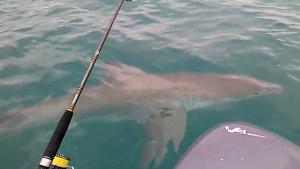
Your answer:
[49,154,74,169]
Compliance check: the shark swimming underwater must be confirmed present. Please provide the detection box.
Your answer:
[0,62,283,168]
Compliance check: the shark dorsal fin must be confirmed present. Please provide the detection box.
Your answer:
[102,62,146,86]
[102,62,174,90]
[105,62,146,77]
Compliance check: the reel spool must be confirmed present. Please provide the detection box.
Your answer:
[50,154,73,169]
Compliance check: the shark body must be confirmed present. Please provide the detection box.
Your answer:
[0,62,282,168]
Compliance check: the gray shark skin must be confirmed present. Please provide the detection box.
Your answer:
[0,62,283,168]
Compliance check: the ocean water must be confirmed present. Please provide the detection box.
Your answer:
[0,0,300,168]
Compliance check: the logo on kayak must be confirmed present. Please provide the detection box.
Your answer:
[225,126,267,138]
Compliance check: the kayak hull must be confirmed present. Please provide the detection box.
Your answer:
[175,122,300,169]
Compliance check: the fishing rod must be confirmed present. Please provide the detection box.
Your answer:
[38,0,131,168]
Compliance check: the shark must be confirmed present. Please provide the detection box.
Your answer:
[0,62,283,168]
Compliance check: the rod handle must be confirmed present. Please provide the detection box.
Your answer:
[38,110,73,169]
[38,166,48,169]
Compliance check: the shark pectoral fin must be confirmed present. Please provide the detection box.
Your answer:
[163,108,186,152]
[141,107,186,168]
[140,140,161,169]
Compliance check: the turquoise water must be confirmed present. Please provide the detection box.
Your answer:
[1,0,300,168]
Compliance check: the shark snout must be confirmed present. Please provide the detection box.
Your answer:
[243,76,283,95]
[265,83,283,93]
[257,82,283,95]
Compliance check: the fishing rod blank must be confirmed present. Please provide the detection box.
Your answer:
[38,0,131,168]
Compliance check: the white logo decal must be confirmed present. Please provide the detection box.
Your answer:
[225,126,267,138]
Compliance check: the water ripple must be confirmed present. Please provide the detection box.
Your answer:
[0,0,299,100]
